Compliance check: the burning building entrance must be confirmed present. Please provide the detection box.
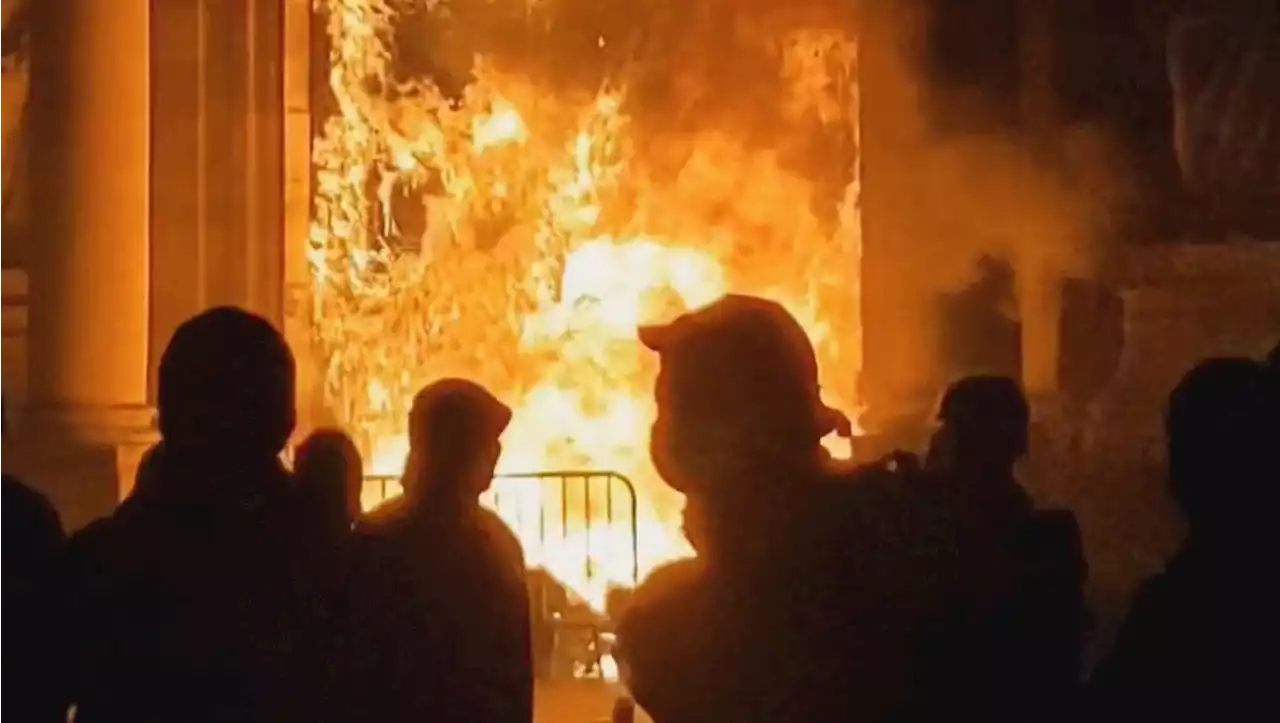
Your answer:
[307,0,864,616]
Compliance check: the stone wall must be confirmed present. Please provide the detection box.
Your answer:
[1091,242,1280,460]
[1041,241,1280,623]
[2,268,28,411]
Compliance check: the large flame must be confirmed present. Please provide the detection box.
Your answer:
[309,0,864,610]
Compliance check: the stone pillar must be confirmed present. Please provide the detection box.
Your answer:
[857,0,941,433]
[23,0,157,526]
[1018,262,1062,400]
[148,0,287,399]
[1077,244,1280,475]
[282,0,323,439]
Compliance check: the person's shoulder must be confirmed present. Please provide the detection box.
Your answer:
[60,506,139,586]
[355,496,410,534]
[1021,508,1085,555]
[819,465,948,528]
[475,507,526,566]
[619,558,707,653]
[1016,507,1088,582]
[630,558,706,612]
[69,494,154,548]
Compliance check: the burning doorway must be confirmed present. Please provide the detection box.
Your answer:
[305,0,864,626]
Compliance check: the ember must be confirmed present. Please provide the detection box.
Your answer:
[309,0,864,611]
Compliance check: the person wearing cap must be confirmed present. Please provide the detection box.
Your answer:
[356,378,532,723]
[914,375,1087,723]
[637,294,849,500]
[618,294,949,723]
[925,374,1034,508]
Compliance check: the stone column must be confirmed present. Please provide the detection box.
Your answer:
[1018,262,1062,400]
[857,0,942,432]
[282,0,323,438]
[23,0,157,526]
[148,0,287,398]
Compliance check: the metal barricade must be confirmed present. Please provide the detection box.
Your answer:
[361,470,640,588]
[362,469,640,679]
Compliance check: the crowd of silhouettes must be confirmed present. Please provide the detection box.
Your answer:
[2,300,1277,723]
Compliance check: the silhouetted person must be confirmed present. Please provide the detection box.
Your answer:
[295,428,364,537]
[617,294,953,723]
[0,473,63,609]
[57,307,330,723]
[1089,357,1280,722]
[914,375,1087,722]
[940,255,1023,382]
[3,474,67,723]
[357,378,532,723]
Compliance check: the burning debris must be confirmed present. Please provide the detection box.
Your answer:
[310,0,864,610]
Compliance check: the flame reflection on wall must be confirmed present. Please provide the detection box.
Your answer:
[309,0,864,609]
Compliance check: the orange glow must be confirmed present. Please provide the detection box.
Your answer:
[310,0,863,611]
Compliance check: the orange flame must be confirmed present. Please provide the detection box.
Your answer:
[310,0,863,611]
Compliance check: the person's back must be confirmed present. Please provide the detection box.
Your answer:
[618,294,969,723]
[1089,357,1279,722]
[357,498,531,723]
[621,470,955,723]
[918,471,1086,722]
[3,474,68,723]
[61,463,316,722]
[913,376,1087,722]
[356,378,532,723]
[58,307,333,723]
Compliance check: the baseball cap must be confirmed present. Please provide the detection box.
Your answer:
[409,378,512,449]
[937,375,1029,428]
[638,294,847,441]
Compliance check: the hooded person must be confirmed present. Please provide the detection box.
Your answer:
[54,307,335,723]
[618,294,948,723]
[356,378,532,723]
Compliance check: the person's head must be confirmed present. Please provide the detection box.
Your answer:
[639,294,845,498]
[158,307,295,464]
[974,254,1016,301]
[295,429,364,530]
[934,375,1030,475]
[1166,357,1277,536]
[0,473,64,598]
[405,379,511,504]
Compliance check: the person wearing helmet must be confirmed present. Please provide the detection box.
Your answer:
[917,374,1086,723]
[357,378,531,723]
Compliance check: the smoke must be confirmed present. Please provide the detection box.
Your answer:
[868,0,1137,285]
[365,0,1142,408]
[389,0,1135,293]
[851,0,1145,409]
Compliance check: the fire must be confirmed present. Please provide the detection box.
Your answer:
[309,0,864,610]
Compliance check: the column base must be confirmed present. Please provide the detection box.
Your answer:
[7,403,157,531]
